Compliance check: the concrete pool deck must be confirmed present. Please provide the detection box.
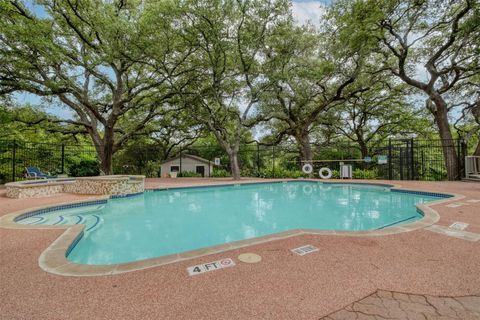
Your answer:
[0,178,479,319]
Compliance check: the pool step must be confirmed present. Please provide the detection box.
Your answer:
[19,216,45,225]
[376,215,418,229]
[18,213,103,232]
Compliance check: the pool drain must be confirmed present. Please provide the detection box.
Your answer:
[238,253,262,264]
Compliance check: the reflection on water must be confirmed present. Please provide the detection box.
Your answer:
[251,192,273,222]
[241,224,257,239]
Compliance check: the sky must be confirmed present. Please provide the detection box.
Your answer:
[292,0,329,26]
[16,0,328,119]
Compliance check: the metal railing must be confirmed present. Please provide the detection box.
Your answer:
[0,140,97,184]
[0,138,470,184]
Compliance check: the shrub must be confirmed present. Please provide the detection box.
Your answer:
[0,171,7,184]
[68,160,100,177]
[289,170,309,179]
[240,167,256,177]
[144,161,161,178]
[211,168,231,177]
[178,171,202,178]
[330,169,340,179]
[258,166,308,179]
[352,168,378,179]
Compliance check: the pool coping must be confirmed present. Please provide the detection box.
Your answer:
[0,179,464,277]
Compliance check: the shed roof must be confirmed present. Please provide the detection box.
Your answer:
[160,154,217,166]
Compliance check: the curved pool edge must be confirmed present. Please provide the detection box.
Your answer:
[0,180,464,277]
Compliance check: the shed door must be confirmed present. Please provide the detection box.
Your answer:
[196,165,205,177]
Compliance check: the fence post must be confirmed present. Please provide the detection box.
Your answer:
[457,139,464,179]
[272,145,275,179]
[399,148,404,180]
[421,151,425,179]
[144,146,147,176]
[61,144,65,174]
[388,139,392,180]
[256,142,260,177]
[12,139,16,182]
[179,150,182,175]
[410,138,415,180]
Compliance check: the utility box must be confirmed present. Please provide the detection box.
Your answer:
[340,165,353,179]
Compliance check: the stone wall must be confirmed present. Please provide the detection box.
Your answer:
[64,177,144,195]
[6,184,65,199]
[5,176,145,199]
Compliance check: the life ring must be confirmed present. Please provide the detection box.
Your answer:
[302,163,313,174]
[319,167,332,179]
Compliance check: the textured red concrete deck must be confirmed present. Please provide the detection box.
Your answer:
[323,290,480,319]
[1,178,479,319]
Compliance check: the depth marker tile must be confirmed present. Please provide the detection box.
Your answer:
[187,258,235,276]
[291,245,319,256]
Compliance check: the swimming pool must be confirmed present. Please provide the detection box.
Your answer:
[16,182,443,265]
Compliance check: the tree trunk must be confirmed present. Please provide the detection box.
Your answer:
[358,139,369,169]
[99,150,113,175]
[296,131,313,164]
[99,129,115,175]
[430,97,459,180]
[470,105,480,156]
[229,151,241,180]
[358,140,369,159]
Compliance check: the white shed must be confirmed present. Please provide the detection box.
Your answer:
[160,154,215,177]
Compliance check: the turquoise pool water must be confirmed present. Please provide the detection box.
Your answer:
[18,182,442,265]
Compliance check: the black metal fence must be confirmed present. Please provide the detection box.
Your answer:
[0,138,468,184]
[0,140,97,184]
[111,138,468,181]
[370,139,467,181]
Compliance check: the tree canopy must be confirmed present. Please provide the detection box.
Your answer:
[1,0,478,180]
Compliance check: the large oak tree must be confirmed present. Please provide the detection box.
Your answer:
[260,22,369,163]
[0,0,193,174]
[330,0,480,180]
[177,0,290,179]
